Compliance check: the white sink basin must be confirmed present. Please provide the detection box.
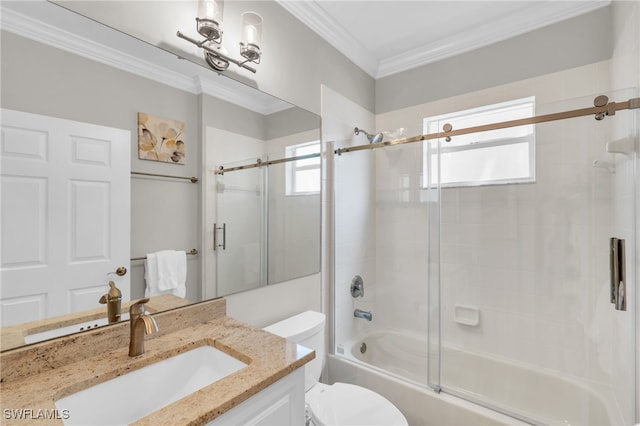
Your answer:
[24,313,130,344]
[55,345,247,425]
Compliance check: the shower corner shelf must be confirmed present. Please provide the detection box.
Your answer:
[606,137,634,157]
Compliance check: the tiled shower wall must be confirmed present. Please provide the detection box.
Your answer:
[321,86,377,350]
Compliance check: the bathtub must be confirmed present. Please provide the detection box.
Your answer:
[328,329,619,426]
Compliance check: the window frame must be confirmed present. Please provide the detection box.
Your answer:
[285,140,321,196]
[423,96,536,188]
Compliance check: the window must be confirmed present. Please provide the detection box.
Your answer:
[285,141,321,195]
[423,97,535,188]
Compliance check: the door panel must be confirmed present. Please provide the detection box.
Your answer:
[1,109,130,326]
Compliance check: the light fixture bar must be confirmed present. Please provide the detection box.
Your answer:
[177,1,262,74]
[176,30,257,73]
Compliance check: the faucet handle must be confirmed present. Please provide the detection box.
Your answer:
[129,298,150,315]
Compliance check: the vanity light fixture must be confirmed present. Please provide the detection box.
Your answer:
[177,0,263,73]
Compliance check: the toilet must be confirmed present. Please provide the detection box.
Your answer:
[264,311,408,426]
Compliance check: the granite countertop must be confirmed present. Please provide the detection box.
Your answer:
[0,299,314,425]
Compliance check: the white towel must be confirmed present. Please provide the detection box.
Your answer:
[144,250,186,298]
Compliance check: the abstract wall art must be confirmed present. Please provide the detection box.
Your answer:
[137,113,185,164]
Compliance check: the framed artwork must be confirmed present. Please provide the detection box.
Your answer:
[137,113,185,164]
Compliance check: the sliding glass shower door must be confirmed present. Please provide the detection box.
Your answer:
[215,161,266,296]
[434,90,638,425]
[333,142,434,386]
[215,148,321,297]
[331,91,636,425]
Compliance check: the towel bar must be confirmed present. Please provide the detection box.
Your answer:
[131,248,198,262]
[131,171,198,183]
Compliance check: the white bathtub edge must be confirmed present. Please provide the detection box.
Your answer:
[327,354,529,426]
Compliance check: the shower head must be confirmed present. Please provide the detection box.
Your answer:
[354,127,383,144]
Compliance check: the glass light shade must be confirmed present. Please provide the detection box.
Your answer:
[197,0,224,40]
[240,12,262,62]
[198,0,223,22]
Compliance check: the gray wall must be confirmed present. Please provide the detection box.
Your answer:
[376,6,613,113]
[200,93,266,140]
[199,94,319,142]
[224,0,375,115]
[266,107,320,141]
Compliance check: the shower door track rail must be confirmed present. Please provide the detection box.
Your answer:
[334,96,640,155]
[214,152,321,175]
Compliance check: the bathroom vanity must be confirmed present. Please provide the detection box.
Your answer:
[0,298,313,425]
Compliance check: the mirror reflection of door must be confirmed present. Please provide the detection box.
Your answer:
[1,109,130,326]
[215,165,266,296]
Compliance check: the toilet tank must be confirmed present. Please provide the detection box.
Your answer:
[263,311,325,391]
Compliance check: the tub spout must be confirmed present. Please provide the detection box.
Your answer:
[354,309,372,321]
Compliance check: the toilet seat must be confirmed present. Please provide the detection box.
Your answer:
[306,382,408,426]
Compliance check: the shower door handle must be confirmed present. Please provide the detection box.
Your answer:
[610,237,626,311]
[616,238,626,311]
[213,223,226,251]
[610,238,618,304]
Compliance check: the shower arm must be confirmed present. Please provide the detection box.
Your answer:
[337,96,640,155]
[354,127,383,144]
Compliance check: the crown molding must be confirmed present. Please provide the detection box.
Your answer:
[277,0,610,80]
[276,0,379,77]
[197,77,291,115]
[377,1,611,78]
[0,2,289,115]
[1,5,199,94]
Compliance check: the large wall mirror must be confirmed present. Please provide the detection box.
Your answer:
[0,0,320,351]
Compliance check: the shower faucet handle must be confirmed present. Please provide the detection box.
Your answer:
[350,275,364,298]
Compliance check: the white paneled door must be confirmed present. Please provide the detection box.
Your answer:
[0,109,130,326]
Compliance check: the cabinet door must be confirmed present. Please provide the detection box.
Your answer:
[209,368,305,425]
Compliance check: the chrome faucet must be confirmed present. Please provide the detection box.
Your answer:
[354,309,372,321]
[128,298,159,357]
[98,281,122,324]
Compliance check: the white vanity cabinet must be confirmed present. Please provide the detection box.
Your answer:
[208,368,306,425]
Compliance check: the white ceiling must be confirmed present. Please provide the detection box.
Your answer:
[277,0,611,79]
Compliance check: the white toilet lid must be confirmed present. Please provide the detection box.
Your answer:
[307,382,408,426]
